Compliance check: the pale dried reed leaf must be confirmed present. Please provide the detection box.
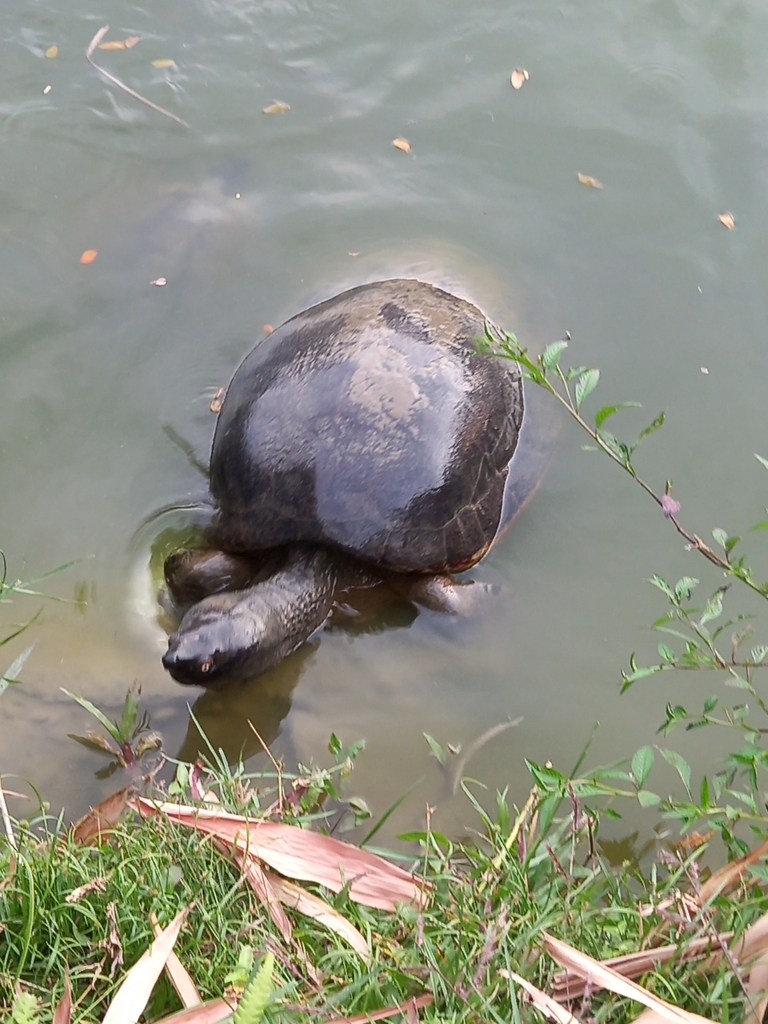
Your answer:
[70,787,131,845]
[102,907,189,1024]
[551,935,727,1001]
[152,999,233,1024]
[150,912,201,1007]
[699,836,768,904]
[229,847,292,942]
[543,933,716,1024]
[134,798,427,910]
[507,970,582,1023]
[53,974,72,1024]
[743,950,768,1024]
[317,994,433,1024]
[735,909,768,965]
[266,870,370,961]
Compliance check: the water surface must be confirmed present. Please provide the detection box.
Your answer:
[2,0,768,837]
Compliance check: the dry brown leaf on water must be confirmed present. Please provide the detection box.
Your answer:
[265,869,370,961]
[392,137,411,152]
[150,277,167,287]
[102,907,189,1024]
[152,59,177,69]
[510,68,529,90]
[150,912,201,1008]
[699,835,768,904]
[263,324,274,334]
[577,173,603,189]
[70,787,130,844]
[543,933,716,1024]
[133,797,427,910]
[262,101,290,114]
[86,26,189,128]
[317,994,433,1024]
[210,387,226,413]
[79,249,99,265]
[153,1000,234,1024]
[99,36,140,50]
[504,970,581,1024]
[551,934,729,1001]
[46,45,58,58]
[718,212,736,229]
[52,973,72,1024]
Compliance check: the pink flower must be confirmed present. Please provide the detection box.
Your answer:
[661,494,681,518]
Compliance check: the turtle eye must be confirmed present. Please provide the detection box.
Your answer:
[200,659,213,673]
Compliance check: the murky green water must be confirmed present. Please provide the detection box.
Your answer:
[3,0,768,836]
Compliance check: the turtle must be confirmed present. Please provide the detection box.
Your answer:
[161,278,528,687]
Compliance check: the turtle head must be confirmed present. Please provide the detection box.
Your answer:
[162,591,276,687]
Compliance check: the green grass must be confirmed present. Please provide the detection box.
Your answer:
[2,751,766,1024]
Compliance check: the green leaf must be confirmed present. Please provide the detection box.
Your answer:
[233,952,274,1024]
[61,688,122,744]
[700,776,710,809]
[638,411,665,440]
[0,643,34,698]
[712,528,729,549]
[725,671,756,693]
[423,733,445,766]
[636,790,661,807]
[574,368,600,410]
[542,340,568,370]
[525,759,567,793]
[751,645,768,664]
[700,590,724,626]
[328,733,342,755]
[673,577,698,601]
[594,402,642,429]
[119,689,140,741]
[657,643,676,662]
[661,749,692,797]
[631,746,654,788]
[703,696,718,714]
[648,575,674,598]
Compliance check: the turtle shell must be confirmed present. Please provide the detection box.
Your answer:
[209,279,523,574]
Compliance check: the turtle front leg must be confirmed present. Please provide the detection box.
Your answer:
[386,573,500,615]
[164,548,284,607]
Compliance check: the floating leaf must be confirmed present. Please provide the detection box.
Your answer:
[43,85,52,95]
[718,212,735,229]
[152,59,177,69]
[46,45,58,58]
[99,36,141,50]
[210,387,226,414]
[262,101,290,114]
[80,249,98,265]
[150,277,167,287]
[392,137,411,152]
[577,173,603,189]
[510,68,529,90]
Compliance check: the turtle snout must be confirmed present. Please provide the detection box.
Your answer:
[162,633,215,685]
